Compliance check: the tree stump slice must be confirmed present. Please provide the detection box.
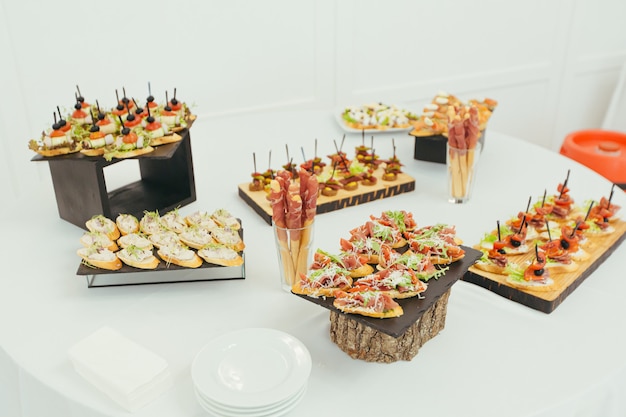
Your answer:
[329,289,451,363]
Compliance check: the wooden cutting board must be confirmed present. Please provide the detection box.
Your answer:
[463,220,626,313]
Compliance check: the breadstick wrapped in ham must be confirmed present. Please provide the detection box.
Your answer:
[296,170,318,274]
[270,169,319,290]
[286,182,303,271]
[447,105,481,202]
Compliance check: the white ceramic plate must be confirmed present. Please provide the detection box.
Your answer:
[191,328,311,409]
[335,105,416,134]
[195,384,307,417]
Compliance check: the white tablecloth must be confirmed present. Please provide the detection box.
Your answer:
[2,111,626,417]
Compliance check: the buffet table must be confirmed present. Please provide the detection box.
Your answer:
[2,110,626,417]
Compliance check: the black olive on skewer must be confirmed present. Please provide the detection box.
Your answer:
[115,90,125,112]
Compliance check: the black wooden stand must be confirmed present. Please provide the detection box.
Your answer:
[32,130,196,229]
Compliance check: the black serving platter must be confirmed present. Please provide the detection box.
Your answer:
[294,246,481,338]
[411,131,487,164]
[76,220,246,287]
[76,253,246,287]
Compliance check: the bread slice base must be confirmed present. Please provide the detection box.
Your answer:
[77,249,123,271]
[157,249,203,268]
[333,303,404,318]
[116,252,160,270]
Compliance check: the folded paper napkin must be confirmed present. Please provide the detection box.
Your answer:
[68,326,172,412]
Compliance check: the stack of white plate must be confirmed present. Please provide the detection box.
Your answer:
[191,328,312,417]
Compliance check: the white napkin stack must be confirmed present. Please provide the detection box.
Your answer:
[68,326,172,412]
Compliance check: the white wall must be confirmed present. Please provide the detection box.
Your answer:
[1,0,625,201]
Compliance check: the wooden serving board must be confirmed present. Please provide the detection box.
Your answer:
[238,172,415,225]
[295,246,482,338]
[463,220,626,313]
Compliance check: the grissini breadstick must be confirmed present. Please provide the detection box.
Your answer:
[286,185,303,276]
[297,170,318,275]
[270,168,319,289]
[447,108,465,198]
[269,171,294,285]
[464,106,481,195]
[447,105,480,199]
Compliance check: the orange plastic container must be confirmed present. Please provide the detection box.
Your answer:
[560,129,626,186]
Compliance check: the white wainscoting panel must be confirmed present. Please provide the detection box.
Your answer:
[2,0,626,201]
[603,61,626,132]
[335,0,562,101]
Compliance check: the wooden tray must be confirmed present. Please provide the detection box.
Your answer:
[293,246,482,338]
[238,172,416,225]
[463,220,626,313]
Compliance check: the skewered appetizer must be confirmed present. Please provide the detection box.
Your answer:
[74,86,91,114]
[143,106,166,142]
[105,119,154,160]
[160,102,178,129]
[145,82,159,115]
[80,116,115,156]
[168,88,183,117]
[471,176,623,295]
[111,89,130,121]
[28,114,81,157]
[300,157,326,174]
[160,90,186,129]
[381,139,402,181]
[122,108,142,131]
[249,171,265,192]
[299,140,326,174]
[318,168,342,197]
[504,245,554,291]
[54,107,73,137]
[382,158,402,181]
[354,136,382,169]
[94,102,118,135]
[340,161,367,191]
[248,152,271,191]
[28,85,194,158]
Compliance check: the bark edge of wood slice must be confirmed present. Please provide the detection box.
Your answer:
[329,289,451,363]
